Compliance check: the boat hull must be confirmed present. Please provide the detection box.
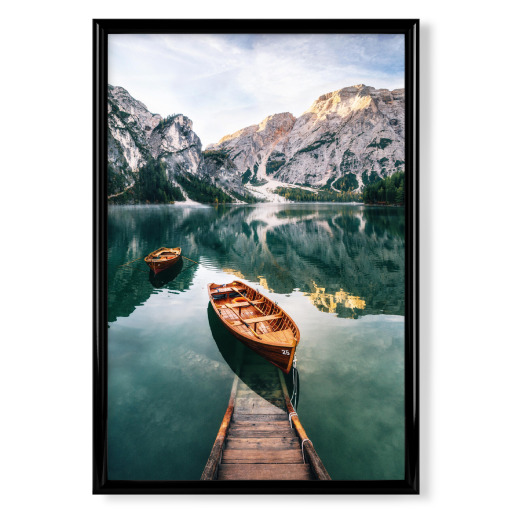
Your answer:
[208,281,300,374]
[144,247,182,274]
[146,257,180,274]
[228,329,297,374]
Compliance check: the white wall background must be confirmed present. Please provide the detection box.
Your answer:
[1,1,510,510]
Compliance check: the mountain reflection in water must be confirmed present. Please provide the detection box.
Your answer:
[108,204,404,323]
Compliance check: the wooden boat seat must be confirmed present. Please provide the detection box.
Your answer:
[244,314,283,324]
[225,300,265,308]
[228,316,282,327]
[214,286,245,293]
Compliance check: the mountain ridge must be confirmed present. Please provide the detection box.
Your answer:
[107,83,404,203]
[208,84,405,193]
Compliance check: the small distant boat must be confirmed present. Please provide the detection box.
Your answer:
[144,247,181,274]
[208,280,300,373]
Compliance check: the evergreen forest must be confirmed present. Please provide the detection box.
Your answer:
[274,187,362,202]
[107,158,247,205]
[362,171,404,205]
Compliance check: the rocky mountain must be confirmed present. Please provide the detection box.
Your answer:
[107,84,404,203]
[108,85,251,203]
[108,86,201,187]
[212,112,297,181]
[207,84,405,193]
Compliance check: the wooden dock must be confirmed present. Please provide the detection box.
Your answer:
[201,358,330,481]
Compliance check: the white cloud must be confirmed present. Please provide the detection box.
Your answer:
[108,33,404,145]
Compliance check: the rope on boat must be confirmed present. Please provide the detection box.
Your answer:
[290,357,299,410]
[288,412,297,429]
[301,439,312,464]
[287,366,309,464]
[291,368,298,410]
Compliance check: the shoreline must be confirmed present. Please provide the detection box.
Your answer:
[107,201,405,207]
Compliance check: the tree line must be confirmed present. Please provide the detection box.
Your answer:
[108,158,184,204]
[136,159,185,203]
[362,171,404,205]
[108,157,258,205]
[175,173,232,203]
[274,187,362,202]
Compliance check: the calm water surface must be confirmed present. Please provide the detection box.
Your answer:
[107,203,405,480]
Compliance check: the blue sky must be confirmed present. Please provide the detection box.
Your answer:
[109,33,404,145]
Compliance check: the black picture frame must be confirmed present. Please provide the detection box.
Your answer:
[93,18,419,494]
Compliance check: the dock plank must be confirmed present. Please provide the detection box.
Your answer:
[236,389,284,399]
[201,357,328,481]
[217,463,312,481]
[234,398,286,415]
[225,438,300,450]
[238,378,280,388]
[228,430,298,438]
[231,421,291,429]
[222,448,304,464]
[232,413,289,423]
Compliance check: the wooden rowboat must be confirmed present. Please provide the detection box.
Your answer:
[144,247,181,274]
[208,280,300,374]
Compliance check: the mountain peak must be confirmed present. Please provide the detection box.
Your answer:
[257,112,296,133]
[304,84,405,118]
[209,82,405,194]
[216,112,296,145]
[108,83,404,203]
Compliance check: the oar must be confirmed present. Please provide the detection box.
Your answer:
[182,255,200,265]
[117,255,145,268]
[224,303,262,340]
[231,287,267,316]
[117,252,199,275]
[118,265,148,274]
[231,286,296,343]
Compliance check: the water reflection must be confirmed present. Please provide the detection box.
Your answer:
[148,258,184,288]
[207,304,299,409]
[108,204,404,322]
[107,245,196,323]
[107,204,405,480]
[305,281,366,319]
[207,303,244,375]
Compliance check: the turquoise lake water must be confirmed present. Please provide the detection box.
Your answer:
[107,203,405,480]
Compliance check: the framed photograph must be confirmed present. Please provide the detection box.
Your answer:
[94,18,419,494]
